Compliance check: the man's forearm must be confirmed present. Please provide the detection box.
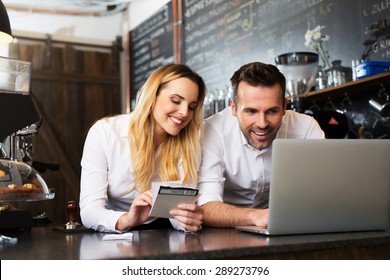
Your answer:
[201,201,265,228]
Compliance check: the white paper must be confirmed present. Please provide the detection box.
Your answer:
[102,232,133,241]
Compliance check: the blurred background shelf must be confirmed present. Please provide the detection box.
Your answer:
[305,72,390,102]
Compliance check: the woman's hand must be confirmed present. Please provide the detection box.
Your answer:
[169,203,203,232]
[116,190,152,231]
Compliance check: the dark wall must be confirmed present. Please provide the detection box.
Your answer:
[129,0,390,139]
[183,0,390,91]
[129,1,174,109]
[129,0,389,101]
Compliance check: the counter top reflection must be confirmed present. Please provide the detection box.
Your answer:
[1,226,390,260]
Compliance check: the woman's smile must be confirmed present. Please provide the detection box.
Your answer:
[169,115,185,126]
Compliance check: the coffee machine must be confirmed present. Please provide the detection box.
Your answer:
[275,52,319,112]
[0,56,55,232]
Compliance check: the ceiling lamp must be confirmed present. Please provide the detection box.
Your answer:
[0,0,13,45]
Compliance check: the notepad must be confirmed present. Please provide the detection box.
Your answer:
[149,181,199,219]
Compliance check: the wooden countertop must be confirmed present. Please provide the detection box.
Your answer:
[1,225,390,259]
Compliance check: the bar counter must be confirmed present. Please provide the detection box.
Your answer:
[1,225,390,260]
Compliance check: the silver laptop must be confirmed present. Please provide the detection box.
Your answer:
[236,139,390,235]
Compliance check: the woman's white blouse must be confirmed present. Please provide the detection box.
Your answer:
[79,114,183,232]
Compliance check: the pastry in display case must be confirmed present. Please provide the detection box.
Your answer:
[0,158,54,201]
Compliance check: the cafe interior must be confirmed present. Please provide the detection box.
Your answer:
[0,0,390,260]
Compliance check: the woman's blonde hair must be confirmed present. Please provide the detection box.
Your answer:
[129,64,206,192]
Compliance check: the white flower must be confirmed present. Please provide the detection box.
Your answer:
[304,25,331,68]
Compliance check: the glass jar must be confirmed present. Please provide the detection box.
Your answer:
[315,65,328,90]
[327,60,352,87]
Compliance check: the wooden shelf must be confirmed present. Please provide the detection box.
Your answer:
[303,71,390,102]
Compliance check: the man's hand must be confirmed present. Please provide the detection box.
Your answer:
[202,201,269,228]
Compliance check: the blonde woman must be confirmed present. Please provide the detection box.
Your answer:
[80,64,206,233]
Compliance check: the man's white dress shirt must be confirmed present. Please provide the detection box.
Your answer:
[198,108,325,208]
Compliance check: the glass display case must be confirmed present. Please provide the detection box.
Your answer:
[0,159,54,201]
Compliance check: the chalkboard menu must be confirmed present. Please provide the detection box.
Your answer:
[130,2,174,109]
[360,0,390,61]
[182,0,390,92]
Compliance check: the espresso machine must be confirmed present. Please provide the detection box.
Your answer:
[0,56,55,233]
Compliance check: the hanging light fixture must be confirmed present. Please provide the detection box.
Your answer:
[0,0,13,45]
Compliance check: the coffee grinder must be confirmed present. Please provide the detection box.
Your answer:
[275,52,319,112]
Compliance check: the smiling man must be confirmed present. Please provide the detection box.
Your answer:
[197,62,325,228]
